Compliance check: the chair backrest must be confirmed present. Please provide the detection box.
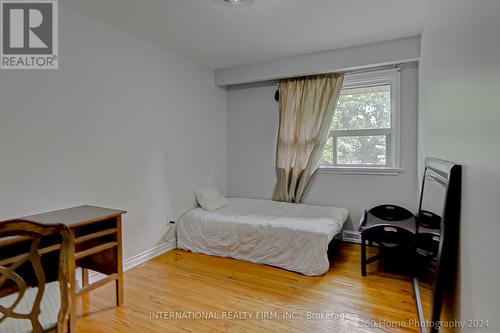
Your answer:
[0,220,72,333]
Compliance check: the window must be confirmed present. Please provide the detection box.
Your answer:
[320,69,401,174]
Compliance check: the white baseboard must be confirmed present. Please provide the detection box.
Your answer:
[77,240,176,286]
[342,230,361,244]
[123,241,176,271]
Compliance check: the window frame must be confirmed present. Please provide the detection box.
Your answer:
[319,68,401,175]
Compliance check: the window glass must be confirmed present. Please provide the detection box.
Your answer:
[320,74,397,169]
[336,135,387,165]
[332,85,391,130]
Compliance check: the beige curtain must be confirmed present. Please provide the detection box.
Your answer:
[272,73,344,203]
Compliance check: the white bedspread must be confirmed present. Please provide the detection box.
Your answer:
[177,198,348,276]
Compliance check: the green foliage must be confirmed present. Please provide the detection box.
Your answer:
[322,137,334,165]
[333,86,391,130]
[337,136,386,165]
[321,86,391,166]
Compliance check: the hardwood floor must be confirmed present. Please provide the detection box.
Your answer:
[76,243,429,333]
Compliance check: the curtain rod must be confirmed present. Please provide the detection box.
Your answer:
[269,64,400,85]
[343,64,399,75]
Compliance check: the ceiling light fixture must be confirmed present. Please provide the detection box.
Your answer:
[217,0,254,6]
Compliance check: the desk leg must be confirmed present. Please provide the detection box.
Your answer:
[361,234,367,277]
[82,268,89,287]
[68,233,77,333]
[115,215,124,306]
[81,267,91,315]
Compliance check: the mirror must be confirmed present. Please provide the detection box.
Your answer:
[417,169,446,324]
[414,158,461,333]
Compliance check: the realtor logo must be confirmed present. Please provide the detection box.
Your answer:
[1,0,58,69]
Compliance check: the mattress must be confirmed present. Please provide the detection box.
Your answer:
[177,198,348,276]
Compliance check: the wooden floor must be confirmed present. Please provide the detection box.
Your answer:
[76,243,430,333]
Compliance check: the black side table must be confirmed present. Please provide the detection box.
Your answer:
[358,205,416,276]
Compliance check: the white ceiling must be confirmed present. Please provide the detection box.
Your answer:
[62,0,430,69]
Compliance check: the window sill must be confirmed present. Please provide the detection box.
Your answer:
[317,167,402,176]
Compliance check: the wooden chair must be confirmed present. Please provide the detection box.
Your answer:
[0,220,72,333]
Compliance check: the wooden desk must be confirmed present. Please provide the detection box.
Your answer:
[21,205,127,332]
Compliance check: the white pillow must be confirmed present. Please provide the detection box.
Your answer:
[195,187,229,211]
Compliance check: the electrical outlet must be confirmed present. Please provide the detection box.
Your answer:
[166,213,177,225]
[164,216,177,243]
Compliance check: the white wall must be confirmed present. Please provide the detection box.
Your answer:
[0,4,227,260]
[419,0,500,330]
[215,36,420,86]
[227,64,418,230]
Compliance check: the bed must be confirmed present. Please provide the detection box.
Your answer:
[177,198,348,276]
